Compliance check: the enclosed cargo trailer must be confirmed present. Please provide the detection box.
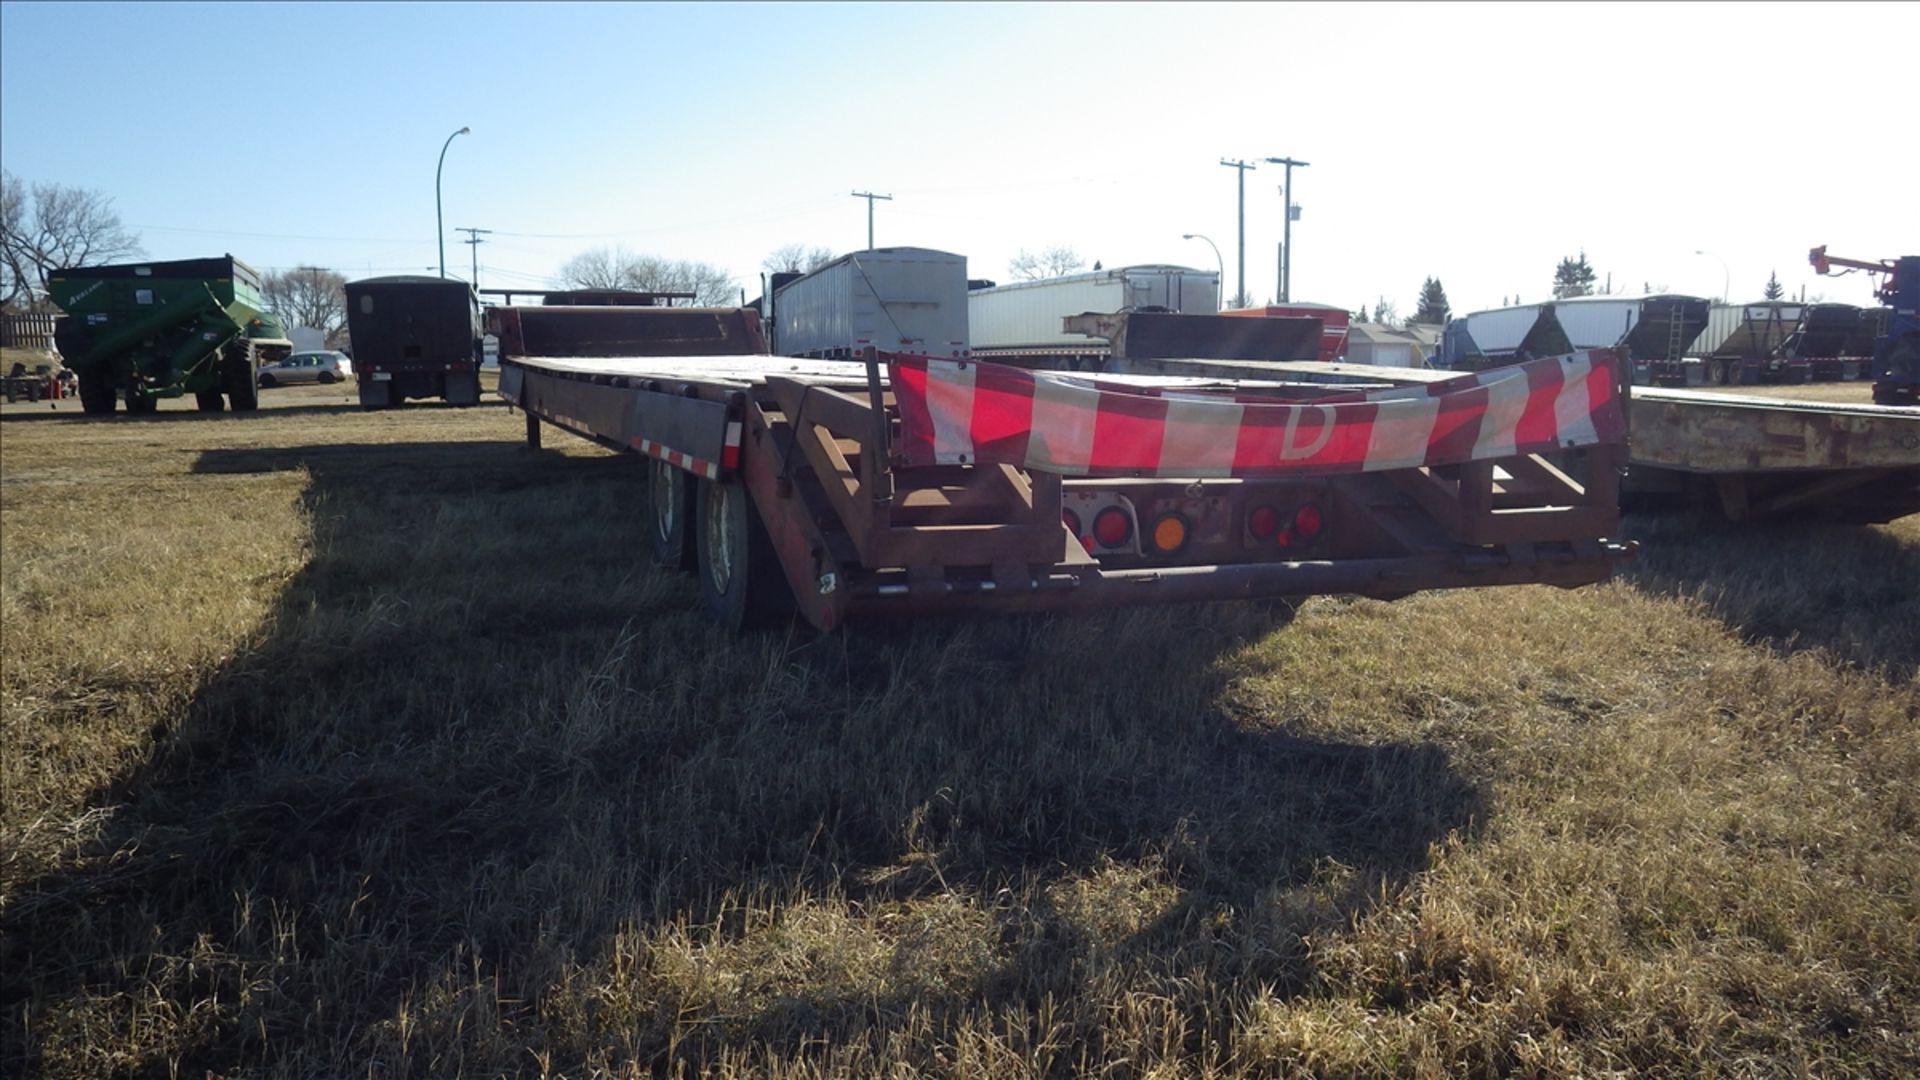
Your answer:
[344,276,483,408]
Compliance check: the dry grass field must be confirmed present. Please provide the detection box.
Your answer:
[2,382,1916,1078]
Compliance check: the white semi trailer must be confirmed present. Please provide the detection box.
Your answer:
[769,248,969,359]
[969,265,1221,368]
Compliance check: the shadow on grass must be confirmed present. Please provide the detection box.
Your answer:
[3,433,1482,1076]
[1619,508,1920,678]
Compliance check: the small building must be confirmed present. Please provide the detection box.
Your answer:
[1345,322,1441,367]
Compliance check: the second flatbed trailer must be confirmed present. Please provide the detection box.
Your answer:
[491,304,1634,631]
[1151,358,1920,524]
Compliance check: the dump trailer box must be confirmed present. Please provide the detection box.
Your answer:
[345,276,482,408]
[46,254,268,415]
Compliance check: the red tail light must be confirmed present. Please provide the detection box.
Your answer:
[1062,509,1083,537]
[1248,506,1280,539]
[1093,507,1133,548]
[1293,503,1323,540]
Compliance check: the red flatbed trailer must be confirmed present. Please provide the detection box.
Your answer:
[490,305,1634,631]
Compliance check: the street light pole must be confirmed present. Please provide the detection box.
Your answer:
[436,126,471,278]
[1265,156,1309,302]
[1182,233,1224,311]
[1220,159,1256,307]
[1694,249,1730,303]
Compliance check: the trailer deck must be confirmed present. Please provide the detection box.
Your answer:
[498,316,1633,630]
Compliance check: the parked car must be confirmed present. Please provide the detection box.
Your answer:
[257,350,353,387]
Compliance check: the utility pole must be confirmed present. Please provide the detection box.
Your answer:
[1265,156,1309,302]
[851,191,892,250]
[1220,159,1256,307]
[456,226,492,289]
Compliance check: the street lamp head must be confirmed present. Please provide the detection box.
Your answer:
[1182,233,1195,240]
[457,126,471,136]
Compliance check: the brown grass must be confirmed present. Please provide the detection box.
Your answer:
[3,396,1916,1078]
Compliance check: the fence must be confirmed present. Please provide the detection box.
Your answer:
[1,313,58,350]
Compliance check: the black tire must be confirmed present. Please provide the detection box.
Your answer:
[125,393,158,416]
[257,372,278,388]
[646,457,697,571]
[196,389,226,413]
[224,343,260,412]
[77,370,116,416]
[695,476,792,633]
[318,371,338,385]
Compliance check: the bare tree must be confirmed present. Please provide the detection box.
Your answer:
[1007,245,1086,281]
[762,244,837,274]
[558,245,738,306]
[262,267,349,345]
[1372,297,1400,326]
[1,170,144,311]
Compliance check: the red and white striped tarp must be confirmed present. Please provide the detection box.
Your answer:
[887,350,1625,478]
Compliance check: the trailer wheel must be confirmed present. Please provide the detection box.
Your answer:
[646,457,696,571]
[195,389,226,413]
[696,476,791,632]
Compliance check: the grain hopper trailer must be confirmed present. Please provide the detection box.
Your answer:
[344,276,483,408]
[492,300,1634,632]
[46,254,269,415]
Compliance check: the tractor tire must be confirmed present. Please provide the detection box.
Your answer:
[125,393,158,416]
[196,389,227,413]
[224,342,260,412]
[78,370,116,416]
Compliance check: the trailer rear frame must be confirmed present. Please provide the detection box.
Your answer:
[495,316,1633,631]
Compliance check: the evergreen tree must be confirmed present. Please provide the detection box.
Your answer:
[1763,271,1784,301]
[1414,277,1451,323]
[1551,251,1597,299]
[1357,304,1370,323]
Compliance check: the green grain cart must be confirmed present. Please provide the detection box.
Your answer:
[47,255,284,415]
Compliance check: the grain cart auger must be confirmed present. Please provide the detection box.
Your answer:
[1809,247,1920,406]
[46,255,269,416]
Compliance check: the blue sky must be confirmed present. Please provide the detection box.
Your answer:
[3,2,1914,314]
